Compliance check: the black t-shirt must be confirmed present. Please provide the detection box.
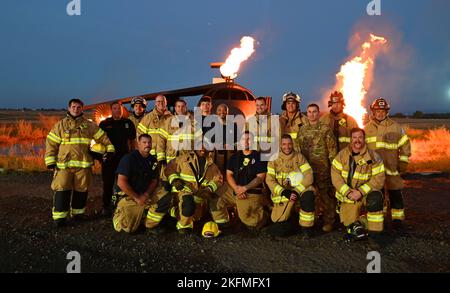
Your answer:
[99,118,136,156]
[226,151,267,187]
[114,150,158,194]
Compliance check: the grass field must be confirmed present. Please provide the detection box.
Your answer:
[0,110,449,172]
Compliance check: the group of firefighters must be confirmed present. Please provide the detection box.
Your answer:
[44,90,411,242]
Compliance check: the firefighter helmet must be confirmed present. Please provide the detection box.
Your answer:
[130,97,147,108]
[328,91,345,107]
[202,221,220,238]
[282,91,301,103]
[90,143,106,155]
[370,97,390,111]
[281,91,301,110]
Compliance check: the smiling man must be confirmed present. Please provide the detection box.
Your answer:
[112,134,159,233]
[364,97,411,231]
[45,98,115,228]
[331,128,386,242]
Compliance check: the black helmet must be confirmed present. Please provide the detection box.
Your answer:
[131,97,147,108]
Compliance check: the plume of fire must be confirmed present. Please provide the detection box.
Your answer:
[220,36,256,79]
[334,33,387,127]
[93,104,129,125]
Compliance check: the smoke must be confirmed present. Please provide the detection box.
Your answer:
[318,18,415,115]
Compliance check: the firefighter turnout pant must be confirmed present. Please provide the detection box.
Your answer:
[210,183,269,229]
[339,190,384,232]
[145,187,173,229]
[386,189,406,221]
[51,168,91,221]
[271,190,315,227]
[113,196,146,233]
[170,190,211,231]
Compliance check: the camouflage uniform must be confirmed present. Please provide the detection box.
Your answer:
[320,111,358,152]
[299,121,337,226]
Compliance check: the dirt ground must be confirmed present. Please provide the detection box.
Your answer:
[0,172,449,273]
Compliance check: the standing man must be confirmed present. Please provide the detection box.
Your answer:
[247,97,275,154]
[209,131,269,230]
[112,134,160,233]
[320,91,358,152]
[157,99,194,165]
[331,128,385,242]
[164,140,223,234]
[196,95,214,137]
[137,94,172,158]
[266,134,315,237]
[299,104,337,232]
[214,104,238,175]
[365,98,411,230]
[99,102,136,216]
[279,91,307,152]
[45,98,115,227]
[128,96,147,130]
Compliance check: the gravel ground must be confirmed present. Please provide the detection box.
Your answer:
[0,172,449,273]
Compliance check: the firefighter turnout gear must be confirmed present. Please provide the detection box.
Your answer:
[279,111,307,152]
[365,116,411,221]
[320,111,358,152]
[90,143,106,155]
[164,152,223,232]
[331,145,386,232]
[246,112,276,154]
[266,150,315,227]
[45,113,115,222]
[299,121,337,228]
[157,113,195,164]
[137,109,172,157]
[202,221,221,238]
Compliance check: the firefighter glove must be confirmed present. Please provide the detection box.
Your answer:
[172,179,185,191]
[281,189,292,200]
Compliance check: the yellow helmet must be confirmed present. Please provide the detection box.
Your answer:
[202,221,220,238]
[90,143,106,155]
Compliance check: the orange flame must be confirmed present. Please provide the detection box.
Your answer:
[335,33,387,127]
[220,36,255,79]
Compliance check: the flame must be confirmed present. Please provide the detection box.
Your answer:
[334,33,387,127]
[94,104,111,125]
[220,36,255,79]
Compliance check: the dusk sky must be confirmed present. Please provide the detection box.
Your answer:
[1,0,449,113]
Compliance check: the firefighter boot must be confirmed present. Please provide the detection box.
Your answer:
[344,221,368,242]
[302,227,315,239]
